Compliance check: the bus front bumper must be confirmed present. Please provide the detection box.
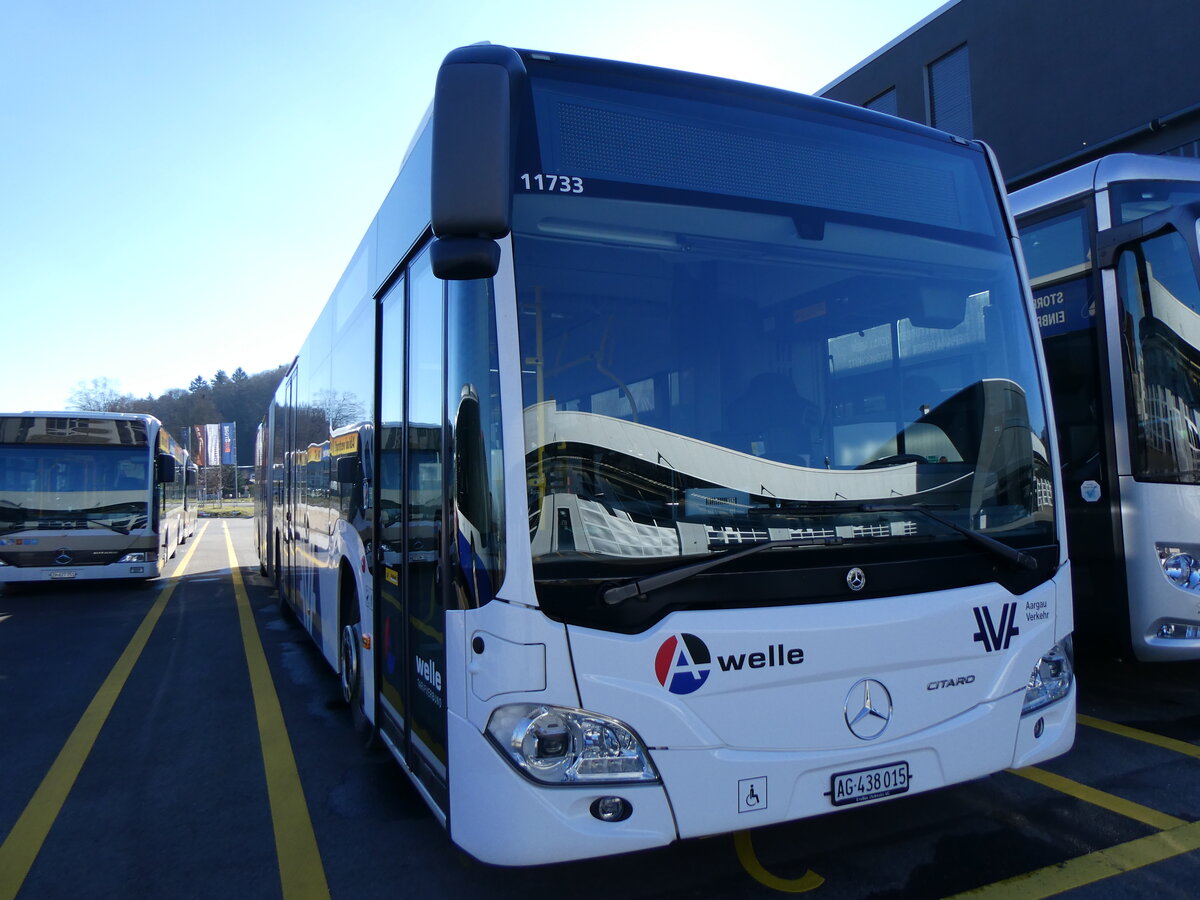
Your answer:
[0,561,161,582]
[447,686,1074,866]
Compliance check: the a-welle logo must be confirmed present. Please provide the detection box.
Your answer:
[654,633,804,695]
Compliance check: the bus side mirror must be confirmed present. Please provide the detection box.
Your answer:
[156,453,177,484]
[1096,200,1200,270]
[430,237,502,280]
[335,456,357,484]
[430,45,526,280]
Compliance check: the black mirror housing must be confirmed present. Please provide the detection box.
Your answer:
[431,236,501,280]
[1097,200,1200,270]
[335,455,358,484]
[156,452,177,484]
[431,45,526,240]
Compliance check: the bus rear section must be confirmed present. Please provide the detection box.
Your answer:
[261,45,1075,866]
[0,412,182,583]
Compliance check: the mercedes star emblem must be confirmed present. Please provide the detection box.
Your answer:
[844,678,892,740]
[846,567,867,591]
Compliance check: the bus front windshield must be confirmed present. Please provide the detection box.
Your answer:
[513,75,1055,594]
[0,445,151,535]
[1111,181,1200,483]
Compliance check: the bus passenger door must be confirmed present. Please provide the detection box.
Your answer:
[1041,272,1128,653]
[378,278,408,764]
[279,365,301,610]
[377,248,450,815]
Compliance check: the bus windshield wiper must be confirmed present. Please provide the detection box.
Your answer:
[601,537,840,606]
[859,503,1037,571]
[87,518,132,536]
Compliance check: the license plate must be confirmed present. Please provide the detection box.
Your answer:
[48,570,77,580]
[829,760,910,807]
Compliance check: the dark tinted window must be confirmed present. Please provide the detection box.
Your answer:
[928,45,973,139]
[865,88,898,117]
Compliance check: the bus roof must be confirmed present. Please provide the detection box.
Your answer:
[1011,153,1200,216]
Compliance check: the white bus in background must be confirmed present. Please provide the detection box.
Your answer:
[0,411,194,583]
[257,44,1075,866]
[1012,154,1200,661]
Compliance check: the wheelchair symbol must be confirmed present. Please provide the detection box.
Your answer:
[738,776,768,813]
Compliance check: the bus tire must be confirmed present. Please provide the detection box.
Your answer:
[274,541,291,618]
[339,574,373,745]
[339,617,362,708]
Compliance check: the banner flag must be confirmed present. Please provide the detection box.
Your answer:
[221,422,237,465]
[191,424,206,467]
[205,424,221,467]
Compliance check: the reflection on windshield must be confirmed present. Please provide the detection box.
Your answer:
[515,195,1055,566]
[1118,226,1200,482]
[0,446,150,533]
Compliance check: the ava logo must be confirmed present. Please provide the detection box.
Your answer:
[655,633,712,695]
[973,602,1020,652]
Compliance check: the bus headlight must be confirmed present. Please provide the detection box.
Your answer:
[1159,548,1200,592]
[486,704,659,784]
[118,552,150,563]
[1022,637,1073,714]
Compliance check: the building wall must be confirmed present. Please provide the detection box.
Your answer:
[818,0,1200,187]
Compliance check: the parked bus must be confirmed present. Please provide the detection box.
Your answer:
[1011,153,1200,661]
[257,45,1075,865]
[0,411,195,583]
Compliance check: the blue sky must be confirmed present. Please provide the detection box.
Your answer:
[0,0,949,412]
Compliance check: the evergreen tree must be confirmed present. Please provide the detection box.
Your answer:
[67,364,288,466]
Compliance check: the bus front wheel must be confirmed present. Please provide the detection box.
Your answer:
[339,620,362,707]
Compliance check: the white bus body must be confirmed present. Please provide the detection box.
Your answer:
[258,45,1075,865]
[1012,153,1200,661]
[0,412,194,582]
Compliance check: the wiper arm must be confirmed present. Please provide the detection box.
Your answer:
[601,537,840,606]
[87,519,132,536]
[859,503,1037,571]
[600,504,1036,606]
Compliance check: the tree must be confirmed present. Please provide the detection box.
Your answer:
[67,377,137,413]
[314,388,366,430]
[64,363,288,467]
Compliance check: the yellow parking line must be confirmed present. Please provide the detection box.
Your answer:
[1009,767,1186,830]
[0,524,208,900]
[223,523,330,899]
[956,724,1200,898]
[1078,714,1200,761]
[947,819,1200,898]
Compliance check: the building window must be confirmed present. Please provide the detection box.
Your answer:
[1164,139,1200,159]
[927,44,973,138]
[865,88,898,117]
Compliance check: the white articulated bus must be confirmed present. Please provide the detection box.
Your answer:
[1012,153,1200,661]
[256,45,1075,865]
[0,412,195,582]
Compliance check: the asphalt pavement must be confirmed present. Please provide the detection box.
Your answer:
[2,518,1200,898]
